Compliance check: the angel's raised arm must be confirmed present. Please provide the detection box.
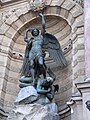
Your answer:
[39,13,45,36]
[24,28,32,43]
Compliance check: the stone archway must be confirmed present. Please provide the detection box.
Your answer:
[0,0,84,116]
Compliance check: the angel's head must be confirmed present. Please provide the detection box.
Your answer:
[31,28,39,36]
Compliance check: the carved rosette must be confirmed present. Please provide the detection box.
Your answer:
[28,0,47,12]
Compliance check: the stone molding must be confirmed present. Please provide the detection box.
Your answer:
[0,0,84,8]
[75,81,90,93]
[0,106,7,119]
[58,105,71,119]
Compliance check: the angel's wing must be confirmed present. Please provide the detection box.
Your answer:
[43,33,67,67]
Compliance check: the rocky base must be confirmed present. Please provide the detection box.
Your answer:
[7,104,59,120]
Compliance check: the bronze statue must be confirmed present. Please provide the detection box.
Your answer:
[21,13,46,86]
[21,13,67,86]
[86,100,90,111]
[37,77,55,101]
[37,68,59,101]
[15,13,67,120]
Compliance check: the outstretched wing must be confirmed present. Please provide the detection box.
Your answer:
[43,33,67,67]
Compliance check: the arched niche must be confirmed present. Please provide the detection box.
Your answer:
[0,1,84,114]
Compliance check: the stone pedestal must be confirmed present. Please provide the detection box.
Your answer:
[7,86,59,120]
[7,104,59,120]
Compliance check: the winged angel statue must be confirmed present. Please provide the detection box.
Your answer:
[21,13,67,86]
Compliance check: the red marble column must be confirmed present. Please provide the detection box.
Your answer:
[85,0,90,78]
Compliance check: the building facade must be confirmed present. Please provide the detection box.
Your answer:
[0,0,89,120]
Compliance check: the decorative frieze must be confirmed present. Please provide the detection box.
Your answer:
[27,0,47,12]
[0,9,17,26]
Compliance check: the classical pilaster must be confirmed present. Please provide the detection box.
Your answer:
[76,82,90,120]
[67,95,83,120]
[74,0,90,118]
[85,0,90,79]
[67,1,89,120]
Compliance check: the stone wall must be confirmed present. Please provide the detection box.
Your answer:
[0,0,84,119]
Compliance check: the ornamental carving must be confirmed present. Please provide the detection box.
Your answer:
[27,0,47,11]
[73,0,84,7]
[0,9,16,26]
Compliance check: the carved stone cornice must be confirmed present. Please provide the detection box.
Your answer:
[75,81,90,93]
